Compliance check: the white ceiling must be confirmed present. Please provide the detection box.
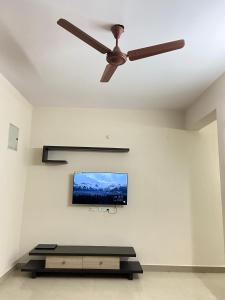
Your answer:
[1,0,225,110]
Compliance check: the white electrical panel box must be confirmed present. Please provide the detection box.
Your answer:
[8,123,19,151]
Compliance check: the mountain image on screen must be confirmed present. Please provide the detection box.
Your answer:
[73,172,128,205]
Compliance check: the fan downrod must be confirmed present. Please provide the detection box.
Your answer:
[107,24,126,66]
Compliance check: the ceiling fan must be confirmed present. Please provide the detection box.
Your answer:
[57,19,185,82]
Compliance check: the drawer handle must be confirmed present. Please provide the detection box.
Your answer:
[62,261,66,265]
[99,261,103,265]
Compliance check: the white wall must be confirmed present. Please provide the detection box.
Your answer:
[19,107,223,266]
[0,69,222,276]
[189,121,224,265]
[185,72,225,249]
[0,75,32,277]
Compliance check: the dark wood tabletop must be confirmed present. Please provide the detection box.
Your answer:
[30,245,136,257]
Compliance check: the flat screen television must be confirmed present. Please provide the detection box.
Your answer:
[72,172,128,205]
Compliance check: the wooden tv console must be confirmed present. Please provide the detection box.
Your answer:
[21,245,143,280]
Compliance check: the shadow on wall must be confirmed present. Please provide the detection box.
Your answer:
[0,21,38,74]
[197,273,225,300]
[67,173,73,207]
[0,20,50,102]
[31,148,70,166]
[30,148,43,165]
[30,148,74,206]
[0,20,41,82]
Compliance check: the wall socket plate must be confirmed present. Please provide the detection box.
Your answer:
[89,207,117,214]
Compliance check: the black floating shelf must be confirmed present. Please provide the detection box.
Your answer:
[42,145,130,164]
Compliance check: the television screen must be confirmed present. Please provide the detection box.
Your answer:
[72,172,128,205]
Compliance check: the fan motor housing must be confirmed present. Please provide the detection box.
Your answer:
[107,46,127,66]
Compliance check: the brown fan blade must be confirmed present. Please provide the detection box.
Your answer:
[128,39,185,61]
[100,64,118,82]
[57,19,111,54]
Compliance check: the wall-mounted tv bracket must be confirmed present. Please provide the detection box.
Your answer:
[42,145,130,164]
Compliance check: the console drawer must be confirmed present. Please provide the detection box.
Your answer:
[45,256,82,269]
[83,256,120,270]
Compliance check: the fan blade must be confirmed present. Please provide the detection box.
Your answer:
[128,39,185,61]
[57,19,111,54]
[100,64,118,82]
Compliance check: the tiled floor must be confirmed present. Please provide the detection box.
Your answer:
[0,270,225,300]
